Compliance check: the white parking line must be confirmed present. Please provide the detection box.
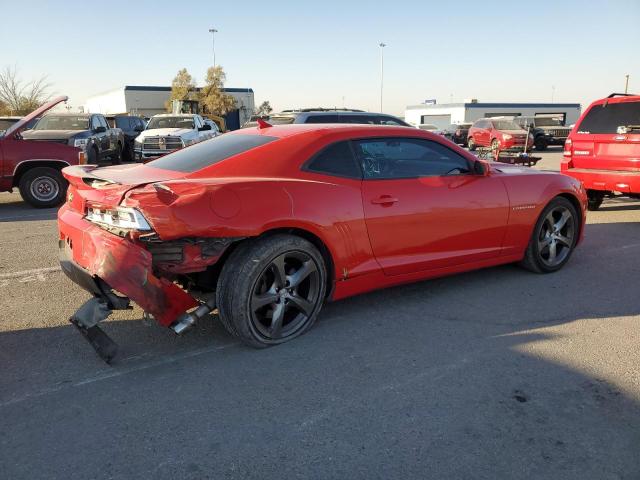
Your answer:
[0,342,238,408]
[0,266,62,288]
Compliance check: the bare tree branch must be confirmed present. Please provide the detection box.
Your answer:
[0,66,51,115]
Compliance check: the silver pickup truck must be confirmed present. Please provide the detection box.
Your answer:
[134,113,218,161]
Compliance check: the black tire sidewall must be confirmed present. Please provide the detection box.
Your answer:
[217,234,327,348]
[88,146,98,164]
[18,167,67,208]
[528,197,579,273]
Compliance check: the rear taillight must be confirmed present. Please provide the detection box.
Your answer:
[563,138,572,157]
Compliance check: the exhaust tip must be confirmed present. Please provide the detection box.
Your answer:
[170,314,196,335]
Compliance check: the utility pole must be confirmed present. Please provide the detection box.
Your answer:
[208,28,218,68]
[624,74,630,94]
[379,43,386,112]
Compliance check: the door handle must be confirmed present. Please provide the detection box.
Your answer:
[371,195,399,205]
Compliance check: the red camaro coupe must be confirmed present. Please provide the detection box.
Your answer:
[58,123,587,362]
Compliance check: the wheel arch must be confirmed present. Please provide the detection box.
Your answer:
[12,160,70,188]
[557,192,584,234]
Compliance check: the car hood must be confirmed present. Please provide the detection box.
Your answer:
[3,96,69,138]
[138,128,193,138]
[22,129,80,140]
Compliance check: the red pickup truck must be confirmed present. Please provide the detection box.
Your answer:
[0,96,85,207]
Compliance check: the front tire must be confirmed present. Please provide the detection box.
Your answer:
[534,137,548,151]
[519,197,579,273]
[18,167,67,208]
[587,190,604,211]
[467,137,476,151]
[217,234,327,348]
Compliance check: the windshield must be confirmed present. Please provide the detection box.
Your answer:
[147,116,195,130]
[577,102,640,134]
[534,117,564,127]
[146,134,278,173]
[34,115,89,130]
[492,120,522,130]
[0,119,19,130]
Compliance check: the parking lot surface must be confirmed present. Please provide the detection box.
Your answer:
[1,149,639,479]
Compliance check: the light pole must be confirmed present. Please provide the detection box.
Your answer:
[625,74,630,94]
[379,42,386,112]
[209,28,218,68]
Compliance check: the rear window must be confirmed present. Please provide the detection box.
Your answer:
[147,134,278,173]
[306,114,339,123]
[266,116,296,125]
[115,117,131,129]
[577,102,640,134]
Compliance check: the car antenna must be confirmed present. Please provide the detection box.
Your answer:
[257,118,273,129]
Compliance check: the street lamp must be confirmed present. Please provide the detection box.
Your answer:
[209,28,218,68]
[379,42,386,112]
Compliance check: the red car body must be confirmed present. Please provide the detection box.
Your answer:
[0,97,85,207]
[561,93,640,209]
[468,118,534,152]
[58,124,586,359]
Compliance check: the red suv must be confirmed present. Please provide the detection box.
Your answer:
[562,93,640,210]
[467,118,534,152]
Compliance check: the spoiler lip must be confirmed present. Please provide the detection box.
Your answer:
[3,96,69,138]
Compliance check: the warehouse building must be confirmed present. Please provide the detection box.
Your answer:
[84,85,255,130]
[404,100,581,129]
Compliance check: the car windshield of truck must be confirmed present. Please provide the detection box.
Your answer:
[34,115,89,130]
[576,102,640,134]
[492,120,522,130]
[534,117,564,127]
[146,133,278,173]
[147,116,195,130]
[266,116,296,125]
[0,119,18,130]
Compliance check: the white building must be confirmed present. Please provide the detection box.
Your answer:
[405,101,582,128]
[85,85,255,130]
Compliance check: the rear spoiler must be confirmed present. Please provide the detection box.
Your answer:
[607,93,637,98]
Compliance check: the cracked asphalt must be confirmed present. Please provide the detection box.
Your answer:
[1,149,639,479]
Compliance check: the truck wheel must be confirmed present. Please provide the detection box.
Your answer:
[112,143,123,165]
[216,234,327,348]
[519,196,579,274]
[467,138,476,151]
[535,137,548,151]
[88,146,99,164]
[18,167,67,208]
[587,190,604,211]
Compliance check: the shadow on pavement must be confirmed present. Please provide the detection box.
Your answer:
[0,194,58,222]
[0,223,638,479]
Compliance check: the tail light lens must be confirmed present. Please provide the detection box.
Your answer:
[563,138,572,157]
[85,204,153,232]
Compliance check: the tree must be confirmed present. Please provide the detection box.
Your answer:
[0,66,50,115]
[199,66,236,116]
[167,68,197,111]
[255,101,273,117]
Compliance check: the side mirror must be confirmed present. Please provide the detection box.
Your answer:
[134,125,144,132]
[199,124,212,131]
[94,126,106,133]
[474,160,491,176]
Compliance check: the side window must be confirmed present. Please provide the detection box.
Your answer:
[305,115,339,123]
[354,138,471,179]
[339,115,376,124]
[377,116,404,126]
[98,116,109,129]
[90,116,101,130]
[305,141,361,178]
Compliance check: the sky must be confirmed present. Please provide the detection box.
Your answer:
[1,0,638,116]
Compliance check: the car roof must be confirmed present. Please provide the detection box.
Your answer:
[590,93,640,105]
[233,123,418,139]
[152,113,197,118]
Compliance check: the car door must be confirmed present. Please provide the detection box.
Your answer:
[357,137,510,276]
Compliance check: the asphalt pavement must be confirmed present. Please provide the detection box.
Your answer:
[1,149,639,479]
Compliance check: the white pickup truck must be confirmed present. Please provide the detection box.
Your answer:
[134,113,219,161]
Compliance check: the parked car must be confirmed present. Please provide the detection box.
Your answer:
[58,123,586,362]
[514,115,572,151]
[203,118,222,136]
[134,113,216,161]
[467,117,534,152]
[442,123,472,146]
[106,115,146,162]
[561,93,640,210]
[241,109,412,128]
[204,115,227,133]
[0,97,84,207]
[23,112,124,165]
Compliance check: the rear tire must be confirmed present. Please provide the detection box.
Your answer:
[18,167,67,208]
[587,190,604,211]
[216,234,327,348]
[519,196,579,273]
[87,146,98,165]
